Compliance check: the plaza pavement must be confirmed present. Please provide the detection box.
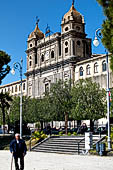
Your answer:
[0,151,113,170]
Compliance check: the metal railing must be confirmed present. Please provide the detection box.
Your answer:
[77,137,85,155]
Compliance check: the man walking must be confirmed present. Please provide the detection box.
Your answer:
[10,133,27,170]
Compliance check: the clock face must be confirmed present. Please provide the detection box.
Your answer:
[45,51,49,60]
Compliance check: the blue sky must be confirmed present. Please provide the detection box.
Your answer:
[0,0,105,85]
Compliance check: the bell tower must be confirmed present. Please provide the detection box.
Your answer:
[61,2,91,59]
[26,18,44,72]
[26,18,44,97]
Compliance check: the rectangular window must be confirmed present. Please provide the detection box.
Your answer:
[59,40,61,56]
[73,40,75,55]
[35,54,37,65]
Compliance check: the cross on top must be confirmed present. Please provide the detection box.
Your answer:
[36,16,40,25]
[72,0,75,5]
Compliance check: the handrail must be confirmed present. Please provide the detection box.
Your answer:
[77,137,85,155]
[93,135,106,146]
[29,135,51,151]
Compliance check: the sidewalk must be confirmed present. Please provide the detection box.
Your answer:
[0,151,112,170]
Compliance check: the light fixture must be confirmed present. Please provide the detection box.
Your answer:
[11,68,15,75]
[93,37,99,47]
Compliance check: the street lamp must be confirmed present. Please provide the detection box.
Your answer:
[93,28,111,151]
[11,57,23,139]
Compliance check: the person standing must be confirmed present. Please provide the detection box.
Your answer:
[10,133,27,170]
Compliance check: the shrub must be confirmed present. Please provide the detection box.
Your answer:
[32,130,47,140]
[59,131,63,136]
[111,132,113,140]
[68,132,71,136]
[73,132,77,136]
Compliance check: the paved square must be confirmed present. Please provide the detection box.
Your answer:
[0,151,112,170]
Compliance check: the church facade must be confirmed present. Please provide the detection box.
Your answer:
[25,2,92,98]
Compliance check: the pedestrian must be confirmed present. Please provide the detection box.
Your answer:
[47,124,52,136]
[10,133,27,170]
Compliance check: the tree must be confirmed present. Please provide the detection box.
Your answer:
[71,78,106,131]
[9,96,37,124]
[0,92,12,134]
[47,80,72,134]
[96,0,113,70]
[109,89,113,118]
[0,50,11,84]
[0,50,11,133]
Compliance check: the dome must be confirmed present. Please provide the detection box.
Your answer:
[29,23,44,39]
[63,3,84,23]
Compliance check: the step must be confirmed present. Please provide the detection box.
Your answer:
[45,141,85,145]
[40,143,84,147]
[32,149,81,155]
[33,147,83,153]
[34,144,85,150]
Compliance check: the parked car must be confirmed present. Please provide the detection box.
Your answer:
[71,128,78,133]
[51,128,59,135]
[94,126,107,134]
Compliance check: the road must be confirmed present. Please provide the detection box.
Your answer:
[0,151,112,170]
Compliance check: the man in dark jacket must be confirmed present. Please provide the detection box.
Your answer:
[10,133,27,170]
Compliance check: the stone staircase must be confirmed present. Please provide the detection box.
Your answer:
[32,136,85,154]
[31,135,105,155]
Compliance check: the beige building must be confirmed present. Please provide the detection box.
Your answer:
[75,54,113,89]
[0,79,26,96]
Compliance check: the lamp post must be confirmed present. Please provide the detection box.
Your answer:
[11,57,23,139]
[93,28,111,151]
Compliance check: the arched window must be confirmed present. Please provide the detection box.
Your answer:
[80,67,83,76]
[65,41,68,46]
[45,83,49,93]
[51,51,54,59]
[65,27,69,31]
[30,44,32,48]
[29,56,32,67]
[86,64,90,75]
[77,40,81,46]
[41,54,44,62]
[12,87,13,93]
[65,41,68,54]
[102,60,106,72]
[94,62,98,73]
[23,83,25,90]
[15,85,17,92]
